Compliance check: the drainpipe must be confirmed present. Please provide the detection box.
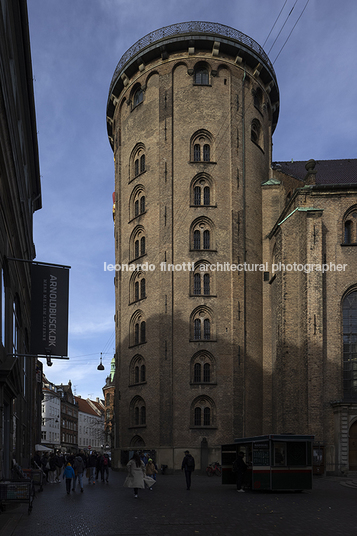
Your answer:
[242,70,246,437]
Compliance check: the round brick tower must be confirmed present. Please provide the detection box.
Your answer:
[106,21,279,468]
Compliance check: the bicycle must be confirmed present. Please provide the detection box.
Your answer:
[206,461,222,476]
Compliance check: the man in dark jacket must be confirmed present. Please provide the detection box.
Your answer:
[233,451,247,492]
[181,450,195,490]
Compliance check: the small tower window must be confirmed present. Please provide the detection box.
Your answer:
[195,68,209,85]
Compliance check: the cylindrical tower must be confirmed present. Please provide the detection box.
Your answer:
[107,21,279,468]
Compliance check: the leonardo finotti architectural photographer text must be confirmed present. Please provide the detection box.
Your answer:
[103,261,348,274]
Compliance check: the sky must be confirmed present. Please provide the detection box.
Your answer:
[26,0,357,400]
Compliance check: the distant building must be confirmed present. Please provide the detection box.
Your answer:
[107,21,357,474]
[102,356,115,449]
[75,396,105,451]
[56,381,78,453]
[41,376,61,450]
[0,0,42,476]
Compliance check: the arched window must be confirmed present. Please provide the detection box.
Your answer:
[130,396,146,427]
[203,144,210,162]
[130,186,146,221]
[130,271,146,304]
[251,118,262,147]
[191,261,214,296]
[203,407,211,426]
[203,230,210,249]
[130,144,146,181]
[194,318,201,340]
[194,273,201,295]
[194,407,201,426]
[130,355,146,385]
[133,87,144,107]
[140,236,146,256]
[140,154,145,173]
[140,364,146,382]
[343,207,357,244]
[194,363,201,382]
[130,226,146,261]
[191,352,215,384]
[203,186,210,205]
[130,311,146,347]
[193,230,201,250]
[203,273,210,295]
[191,306,214,341]
[343,291,357,399]
[140,406,146,425]
[191,396,215,427]
[190,130,214,163]
[191,218,214,251]
[191,175,213,207]
[194,65,209,85]
[203,363,210,382]
[140,278,146,299]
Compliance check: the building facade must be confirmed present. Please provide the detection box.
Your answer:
[0,0,42,476]
[41,375,61,450]
[102,357,115,450]
[107,21,357,473]
[75,396,105,452]
[57,381,78,453]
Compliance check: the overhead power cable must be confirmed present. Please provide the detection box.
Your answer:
[267,0,298,55]
[273,0,310,64]
[263,0,288,47]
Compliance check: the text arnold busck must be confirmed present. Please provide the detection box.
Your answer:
[103,262,348,274]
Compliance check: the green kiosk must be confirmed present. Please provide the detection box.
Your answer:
[222,434,314,491]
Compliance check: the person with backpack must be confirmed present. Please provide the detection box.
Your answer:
[232,451,248,492]
[101,453,111,483]
[181,450,195,490]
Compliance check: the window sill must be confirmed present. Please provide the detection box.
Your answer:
[190,382,217,386]
[189,161,217,165]
[129,253,147,264]
[129,381,147,387]
[190,339,217,343]
[129,169,146,184]
[190,204,217,208]
[129,210,147,224]
[341,243,357,246]
[129,296,147,306]
[128,425,146,429]
[190,294,217,298]
[190,426,217,430]
[129,341,147,349]
[190,249,217,253]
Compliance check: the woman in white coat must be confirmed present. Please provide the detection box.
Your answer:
[123,452,145,497]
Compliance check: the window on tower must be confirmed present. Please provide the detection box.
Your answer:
[190,130,214,163]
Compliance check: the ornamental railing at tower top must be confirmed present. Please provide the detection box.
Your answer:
[109,21,274,93]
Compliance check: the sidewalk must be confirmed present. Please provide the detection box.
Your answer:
[1,472,357,536]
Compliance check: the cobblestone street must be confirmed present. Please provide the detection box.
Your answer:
[0,472,357,536]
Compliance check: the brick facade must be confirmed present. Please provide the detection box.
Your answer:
[107,22,357,473]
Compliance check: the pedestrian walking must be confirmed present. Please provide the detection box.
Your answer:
[48,453,57,484]
[63,462,75,495]
[87,451,97,485]
[73,453,85,492]
[101,453,111,483]
[181,450,195,490]
[123,452,146,498]
[145,458,158,490]
[232,451,248,492]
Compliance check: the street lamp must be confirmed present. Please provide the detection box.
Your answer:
[97,353,105,371]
